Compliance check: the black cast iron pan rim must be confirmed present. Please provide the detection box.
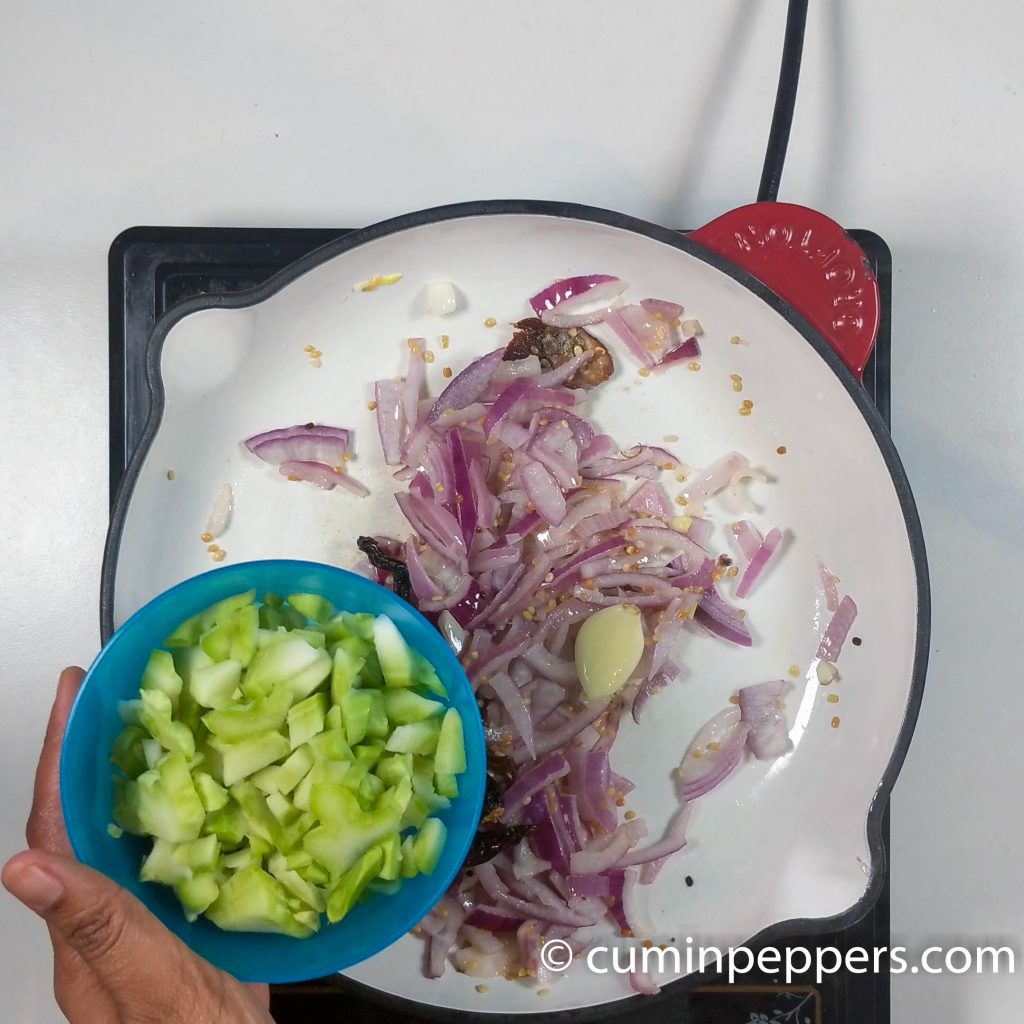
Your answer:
[99,198,929,1021]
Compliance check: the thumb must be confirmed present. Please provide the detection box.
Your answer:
[3,849,195,1009]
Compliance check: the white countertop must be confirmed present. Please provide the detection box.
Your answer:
[2,1,1022,1019]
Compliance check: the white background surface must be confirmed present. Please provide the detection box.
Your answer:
[1,0,1020,1020]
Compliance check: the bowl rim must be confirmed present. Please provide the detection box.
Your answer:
[62,557,486,982]
[97,199,929,1016]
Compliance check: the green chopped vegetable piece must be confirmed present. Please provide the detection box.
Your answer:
[412,652,447,697]
[214,731,290,787]
[434,772,459,799]
[305,729,354,764]
[252,745,315,795]
[259,605,285,631]
[264,592,285,609]
[293,909,321,932]
[434,708,467,775]
[365,691,389,739]
[206,865,315,938]
[286,593,335,623]
[199,590,257,632]
[356,773,386,809]
[399,834,419,878]
[202,800,246,847]
[401,793,430,829]
[110,725,149,778]
[230,605,259,666]
[333,612,375,641]
[383,689,444,725]
[136,755,204,842]
[200,622,234,662]
[139,689,195,760]
[193,770,229,812]
[288,692,327,750]
[141,839,193,885]
[326,846,384,923]
[223,842,263,871]
[385,719,441,755]
[142,738,163,770]
[376,832,402,881]
[325,703,343,732]
[189,658,243,709]
[338,690,373,746]
[141,650,184,706]
[285,850,313,871]
[374,753,413,789]
[268,852,327,913]
[266,791,300,826]
[411,764,450,811]
[180,834,221,871]
[175,873,220,921]
[171,645,215,685]
[353,740,385,769]
[202,684,292,743]
[243,637,331,701]
[287,627,327,649]
[413,817,447,875]
[373,616,414,687]
[112,777,143,835]
[304,782,408,876]
[165,612,203,648]
[331,643,366,704]
[107,823,124,839]
[297,861,330,887]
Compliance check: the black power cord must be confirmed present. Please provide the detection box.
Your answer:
[757,0,810,203]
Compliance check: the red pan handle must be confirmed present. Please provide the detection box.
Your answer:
[688,203,880,379]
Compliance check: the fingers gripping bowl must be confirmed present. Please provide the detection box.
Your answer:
[60,560,487,983]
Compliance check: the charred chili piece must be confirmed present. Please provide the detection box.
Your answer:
[356,536,412,602]
[463,823,537,868]
[503,318,614,389]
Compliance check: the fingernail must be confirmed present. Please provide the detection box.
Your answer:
[5,863,64,914]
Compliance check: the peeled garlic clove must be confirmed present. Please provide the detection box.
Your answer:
[575,604,645,701]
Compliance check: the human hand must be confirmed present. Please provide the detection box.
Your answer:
[2,667,274,1023]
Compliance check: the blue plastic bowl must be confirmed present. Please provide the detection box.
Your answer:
[61,560,485,983]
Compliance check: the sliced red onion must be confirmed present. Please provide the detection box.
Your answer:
[619,303,672,362]
[640,297,684,320]
[603,307,656,367]
[403,345,426,433]
[630,969,661,996]
[733,520,763,560]
[522,644,576,685]
[738,679,791,760]
[631,659,680,724]
[430,402,488,431]
[683,451,750,509]
[678,706,750,800]
[566,873,611,898]
[568,829,637,875]
[426,348,504,426]
[437,610,467,655]
[485,671,536,759]
[374,380,405,466]
[395,491,467,567]
[532,352,593,389]
[694,586,753,646]
[653,337,702,368]
[582,444,678,479]
[493,354,543,382]
[735,526,783,599]
[522,699,612,762]
[817,595,858,661]
[625,481,673,517]
[621,866,654,937]
[519,461,567,526]
[446,427,479,548]
[278,461,369,496]
[463,905,523,933]
[817,554,840,612]
[531,275,629,329]
[244,425,351,468]
[617,804,689,868]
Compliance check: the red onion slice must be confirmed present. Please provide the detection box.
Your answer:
[817,595,858,661]
[694,586,753,646]
[738,679,791,760]
[426,348,504,426]
[735,526,784,599]
[817,554,840,612]
[678,706,750,800]
[374,379,405,466]
[278,460,368,496]
[640,297,684,320]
